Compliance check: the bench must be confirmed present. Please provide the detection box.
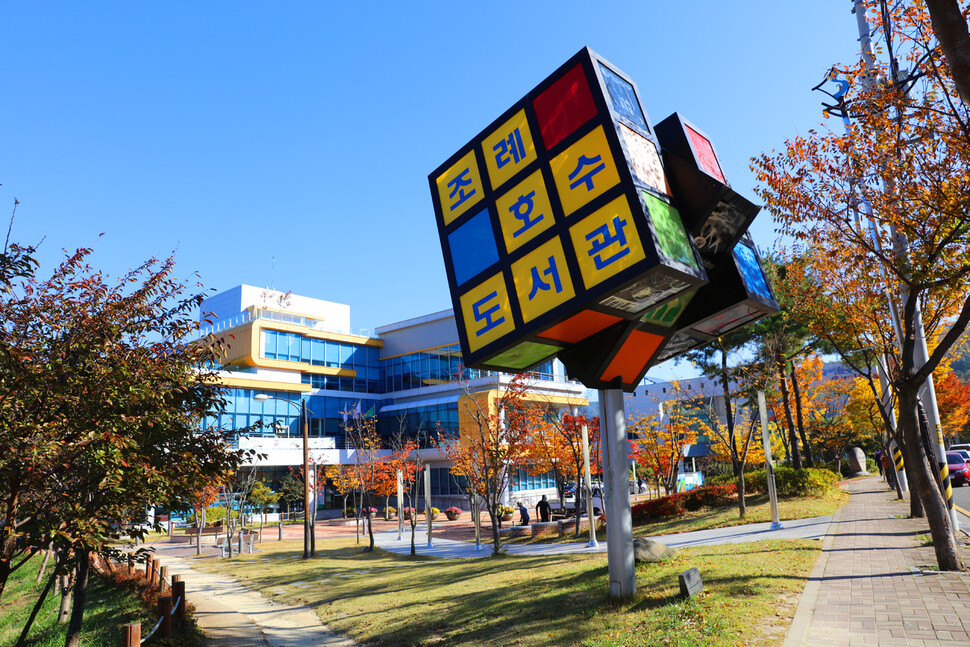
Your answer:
[214,531,260,556]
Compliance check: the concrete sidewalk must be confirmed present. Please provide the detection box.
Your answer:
[373,512,833,558]
[785,477,970,647]
[153,552,355,647]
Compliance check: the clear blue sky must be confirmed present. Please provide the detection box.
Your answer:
[1,3,861,380]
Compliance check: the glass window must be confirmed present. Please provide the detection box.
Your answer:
[288,333,301,362]
[263,331,276,359]
[312,339,326,365]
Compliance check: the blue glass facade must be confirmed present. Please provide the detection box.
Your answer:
[509,467,557,492]
[381,343,555,393]
[378,402,459,447]
[263,330,382,393]
[203,387,384,447]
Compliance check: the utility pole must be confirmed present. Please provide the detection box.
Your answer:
[848,0,956,530]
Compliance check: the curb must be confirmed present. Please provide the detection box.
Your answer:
[782,501,842,647]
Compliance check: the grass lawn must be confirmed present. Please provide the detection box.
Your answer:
[191,535,820,646]
[0,555,203,647]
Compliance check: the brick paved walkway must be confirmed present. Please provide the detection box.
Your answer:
[786,477,970,647]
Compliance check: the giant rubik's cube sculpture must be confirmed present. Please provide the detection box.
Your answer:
[429,48,778,391]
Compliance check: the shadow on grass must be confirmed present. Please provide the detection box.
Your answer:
[207,537,819,647]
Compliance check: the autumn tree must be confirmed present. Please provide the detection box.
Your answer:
[697,392,766,518]
[249,481,279,532]
[436,372,534,555]
[278,471,305,513]
[325,464,359,519]
[342,411,386,551]
[935,368,970,443]
[685,330,761,476]
[628,382,699,495]
[190,483,221,556]
[754,0,970,570]
[0,245,250,646]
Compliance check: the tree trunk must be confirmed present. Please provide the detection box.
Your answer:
[902,446,925,518]
[64,549,90,647]
[738,470,747,519]
[58,570,73,624]
[489,504,501,555]
[366,494,375,552]
[790,364,814,467]
[777,356,802,469]
[15,566,59,647]
[721,351,740,477]
[899,389,963,571]
[35,545,52,584]
[924,0,970,106]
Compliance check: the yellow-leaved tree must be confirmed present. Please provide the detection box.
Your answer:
[628,382,698,495]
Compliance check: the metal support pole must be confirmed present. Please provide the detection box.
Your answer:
[851,0,956,533]
[425,467,433,548]
[581,423,598,548]
[598,388,635,598]
[302,399,312,559]
[759,391,783,530]
[473,494,483,551]
[396,468,404,541]
[237,529,244,556]
[278,520,283,541]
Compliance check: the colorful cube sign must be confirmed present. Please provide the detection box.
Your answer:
[652,235,779,364]
[429,48,706,375]
[559,235,778,390]
[654,113,760,264]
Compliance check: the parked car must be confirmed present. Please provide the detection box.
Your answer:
[949,443,970,452]
[952,449,970,464]
[945,452,970,487]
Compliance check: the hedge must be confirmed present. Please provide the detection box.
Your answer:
[186,506,238,525]
[630,483,738,522]
[705,467,839,498]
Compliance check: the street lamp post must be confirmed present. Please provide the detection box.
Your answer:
[255,394,313,559]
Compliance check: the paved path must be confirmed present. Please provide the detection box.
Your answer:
[785,477,970,647]
[373,513,833,558]
[147,478,970,646]
[154,551,355,647]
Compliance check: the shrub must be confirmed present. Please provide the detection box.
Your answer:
[682,484,738,511]
[631,494,686,523]
[701,467,838,498]
[705,474,735,488]
[187,506,237,525]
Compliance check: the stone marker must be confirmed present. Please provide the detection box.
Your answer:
[679,567,703,598]
[848,447,868,474]
[632,538,677,563]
